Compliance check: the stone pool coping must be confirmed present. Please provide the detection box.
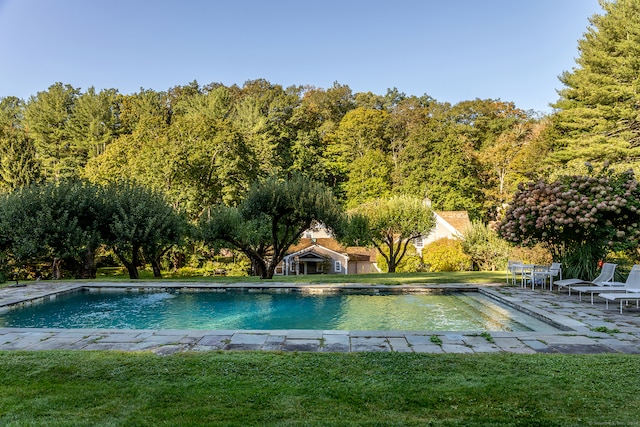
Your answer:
[1,281,640,354]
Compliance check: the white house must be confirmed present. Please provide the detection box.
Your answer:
[412,211,472,256]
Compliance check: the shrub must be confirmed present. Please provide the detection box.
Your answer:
[422,238,471,272]
[461,221,511,271]
[225,259,251,276]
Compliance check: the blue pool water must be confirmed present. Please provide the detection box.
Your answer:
[0,289,558,332]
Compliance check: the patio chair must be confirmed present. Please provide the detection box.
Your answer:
[573,264,640,304]
[529,262,562,290]
[506,260,523,285]
[553,262,616,295]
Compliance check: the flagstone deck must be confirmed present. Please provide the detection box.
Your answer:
[2,281,640,355]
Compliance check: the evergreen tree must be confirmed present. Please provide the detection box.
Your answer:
[551,0,640,170]
[24,83,80,181]
[67,86,120,160]
[0,97,41,190]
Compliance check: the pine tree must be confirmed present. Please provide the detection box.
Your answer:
[0,96,41,190]
[24,82,79,181]
[551,0,640,170]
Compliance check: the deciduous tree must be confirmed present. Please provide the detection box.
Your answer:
[102,182,186,279]
[343,149,393,209]
[347,196,435,273]
[199,174,343,279]
[0,181,103,279]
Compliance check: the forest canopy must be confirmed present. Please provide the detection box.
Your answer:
[1,82,551,222]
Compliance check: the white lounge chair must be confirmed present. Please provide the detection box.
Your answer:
[553,262,616,295]
[599,291,640,314]
[573,264,640,303]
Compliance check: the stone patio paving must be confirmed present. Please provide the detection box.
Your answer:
[2,281,640,355]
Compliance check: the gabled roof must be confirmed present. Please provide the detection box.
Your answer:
[435,211,471,235]
[289,238,345,254]
[287,238,376,262]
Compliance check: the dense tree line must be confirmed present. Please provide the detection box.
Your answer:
[0,80,551,222]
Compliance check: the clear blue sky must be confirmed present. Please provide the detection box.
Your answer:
[0,0,602,113]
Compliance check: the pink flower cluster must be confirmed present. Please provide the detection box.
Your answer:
[498,170,640,250]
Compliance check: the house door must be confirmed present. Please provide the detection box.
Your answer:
[307,263,318,274]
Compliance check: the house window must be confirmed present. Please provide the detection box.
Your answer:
[317,262,324,272]
[334,260,342,272]
[414,237,424,248]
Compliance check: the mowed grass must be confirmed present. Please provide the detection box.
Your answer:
[1,270,507,288]
[1,351,640,426]
[91,270,507,285]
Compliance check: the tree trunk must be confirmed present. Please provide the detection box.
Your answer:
[387,242,398,273]
[114,247,140,279]
[79,246,97,279]
[122,260,139,280]
[149,246,173,278]
[266,263,277,280]
[257,263,271,279]
[120,258,140,280]
[387,258,397,273]
[252,257,270,279]
[51,257,63,280]
[151,258,162,278]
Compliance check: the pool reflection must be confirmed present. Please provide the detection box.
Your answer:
[0,290,555,332]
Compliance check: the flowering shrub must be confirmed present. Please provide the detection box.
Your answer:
[497,167,640,278]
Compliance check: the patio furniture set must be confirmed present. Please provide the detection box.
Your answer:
[507,261,640,314]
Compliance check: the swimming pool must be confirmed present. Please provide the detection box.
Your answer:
[0,288,559,332]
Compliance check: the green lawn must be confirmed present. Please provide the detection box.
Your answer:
[1,270,507,288]
[90,270,507,285]
[1,351,639,426]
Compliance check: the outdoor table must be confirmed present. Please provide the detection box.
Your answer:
[529,265,554,290]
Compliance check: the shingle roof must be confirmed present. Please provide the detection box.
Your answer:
[435,211,472,235]
[288,238,377,261]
